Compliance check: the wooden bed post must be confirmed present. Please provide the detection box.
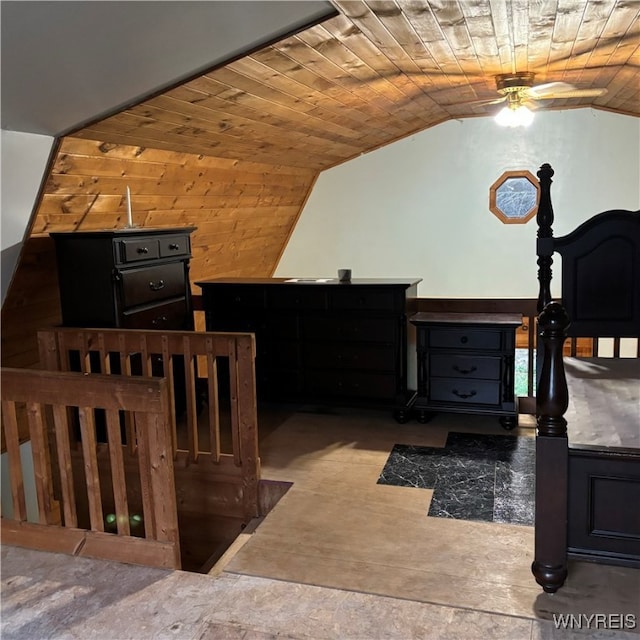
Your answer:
[535,163,555,391]
[532,301,570,593]
[536,163,555,315]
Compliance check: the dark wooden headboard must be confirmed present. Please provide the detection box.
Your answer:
[536,163,640,338]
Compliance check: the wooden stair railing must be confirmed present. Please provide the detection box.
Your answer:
[1,367,180,569]
[37,328,260,524]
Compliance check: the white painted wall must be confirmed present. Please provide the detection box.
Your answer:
[275,109,640,299]
[1,130,55,303]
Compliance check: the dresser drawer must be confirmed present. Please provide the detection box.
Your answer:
[207,312,297,339]
[268,287,327,310]
[206,286,266,311]
[119,238,160,263]
[257,369,303,397]
[430,378,500,405]
[120,262,186,308]
[159,234,190,258]
[206,312,262,333]
[305,371,397,399]
[430,354,502,380]
[329,288,400,312]
[257,340,300,368]
[304,343,396,372]
[304,316,398,342]
[428,328,502,351]
[121,299,188,329]
[197,278,419,413]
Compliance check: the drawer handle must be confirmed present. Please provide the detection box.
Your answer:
[168,243,180,250]
[152,315,168,326]
[453,365,477,375]
[452,389,477,399]
[460,336,468,344]
[137,247,149,254]
[149,280,165,291]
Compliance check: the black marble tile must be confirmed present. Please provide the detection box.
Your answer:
[494,463,535,525]
[377,444,441,488]
[377,432,535,526]
[429,459,496,522]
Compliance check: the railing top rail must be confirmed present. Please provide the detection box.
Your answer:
[37,328,255,358]
[1,367,167,412]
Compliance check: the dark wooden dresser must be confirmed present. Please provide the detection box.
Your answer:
[51,227,196,330]
[197,278,421,421]
[410,312,522,428]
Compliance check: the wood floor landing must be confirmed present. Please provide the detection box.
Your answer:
[224,407,640,623]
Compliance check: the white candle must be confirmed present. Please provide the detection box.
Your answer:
[126,186,133,227]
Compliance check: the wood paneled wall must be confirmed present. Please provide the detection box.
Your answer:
[1,237,61,369]
[34,137,318,282]
[1,136,317,369]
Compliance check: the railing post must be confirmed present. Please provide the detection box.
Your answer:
[235,335,260,521]
[531,301,570,593]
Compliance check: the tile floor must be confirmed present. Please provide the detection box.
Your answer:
[377,431,536,525]
[2,408,639,639]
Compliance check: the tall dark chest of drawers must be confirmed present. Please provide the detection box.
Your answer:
[197,278,421,421]
[410,312,522,429]
[51,227,196,330]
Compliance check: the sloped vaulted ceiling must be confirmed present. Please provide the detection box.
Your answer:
[3,0,639,371]
[28,0,640,282]
[74,0,640,171]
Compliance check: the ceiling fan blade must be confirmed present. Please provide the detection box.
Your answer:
[532,88,608,100]
[521,99,541,110]
[527,82,608,99]
[526,81,576,97]
[464,96,507,107]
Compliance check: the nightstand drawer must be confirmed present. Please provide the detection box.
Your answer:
[430,379,500,405]
[119,238,160,263]
[430,354,502,380]
[120,262,185,308]
[428,328,502,351]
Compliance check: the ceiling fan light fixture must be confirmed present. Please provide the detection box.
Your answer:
[495,104,534,128]
[493,72,535,127]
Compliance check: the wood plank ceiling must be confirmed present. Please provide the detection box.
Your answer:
[6,0,639,372]
[75,0,640,171]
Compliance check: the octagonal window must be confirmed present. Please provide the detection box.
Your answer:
[489,170,539,224]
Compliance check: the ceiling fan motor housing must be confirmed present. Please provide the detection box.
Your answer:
[496,72,536,95]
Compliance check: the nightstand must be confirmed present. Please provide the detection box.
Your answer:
[409,312,522,429]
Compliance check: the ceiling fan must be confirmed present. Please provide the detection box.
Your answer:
[482,72,608,127]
